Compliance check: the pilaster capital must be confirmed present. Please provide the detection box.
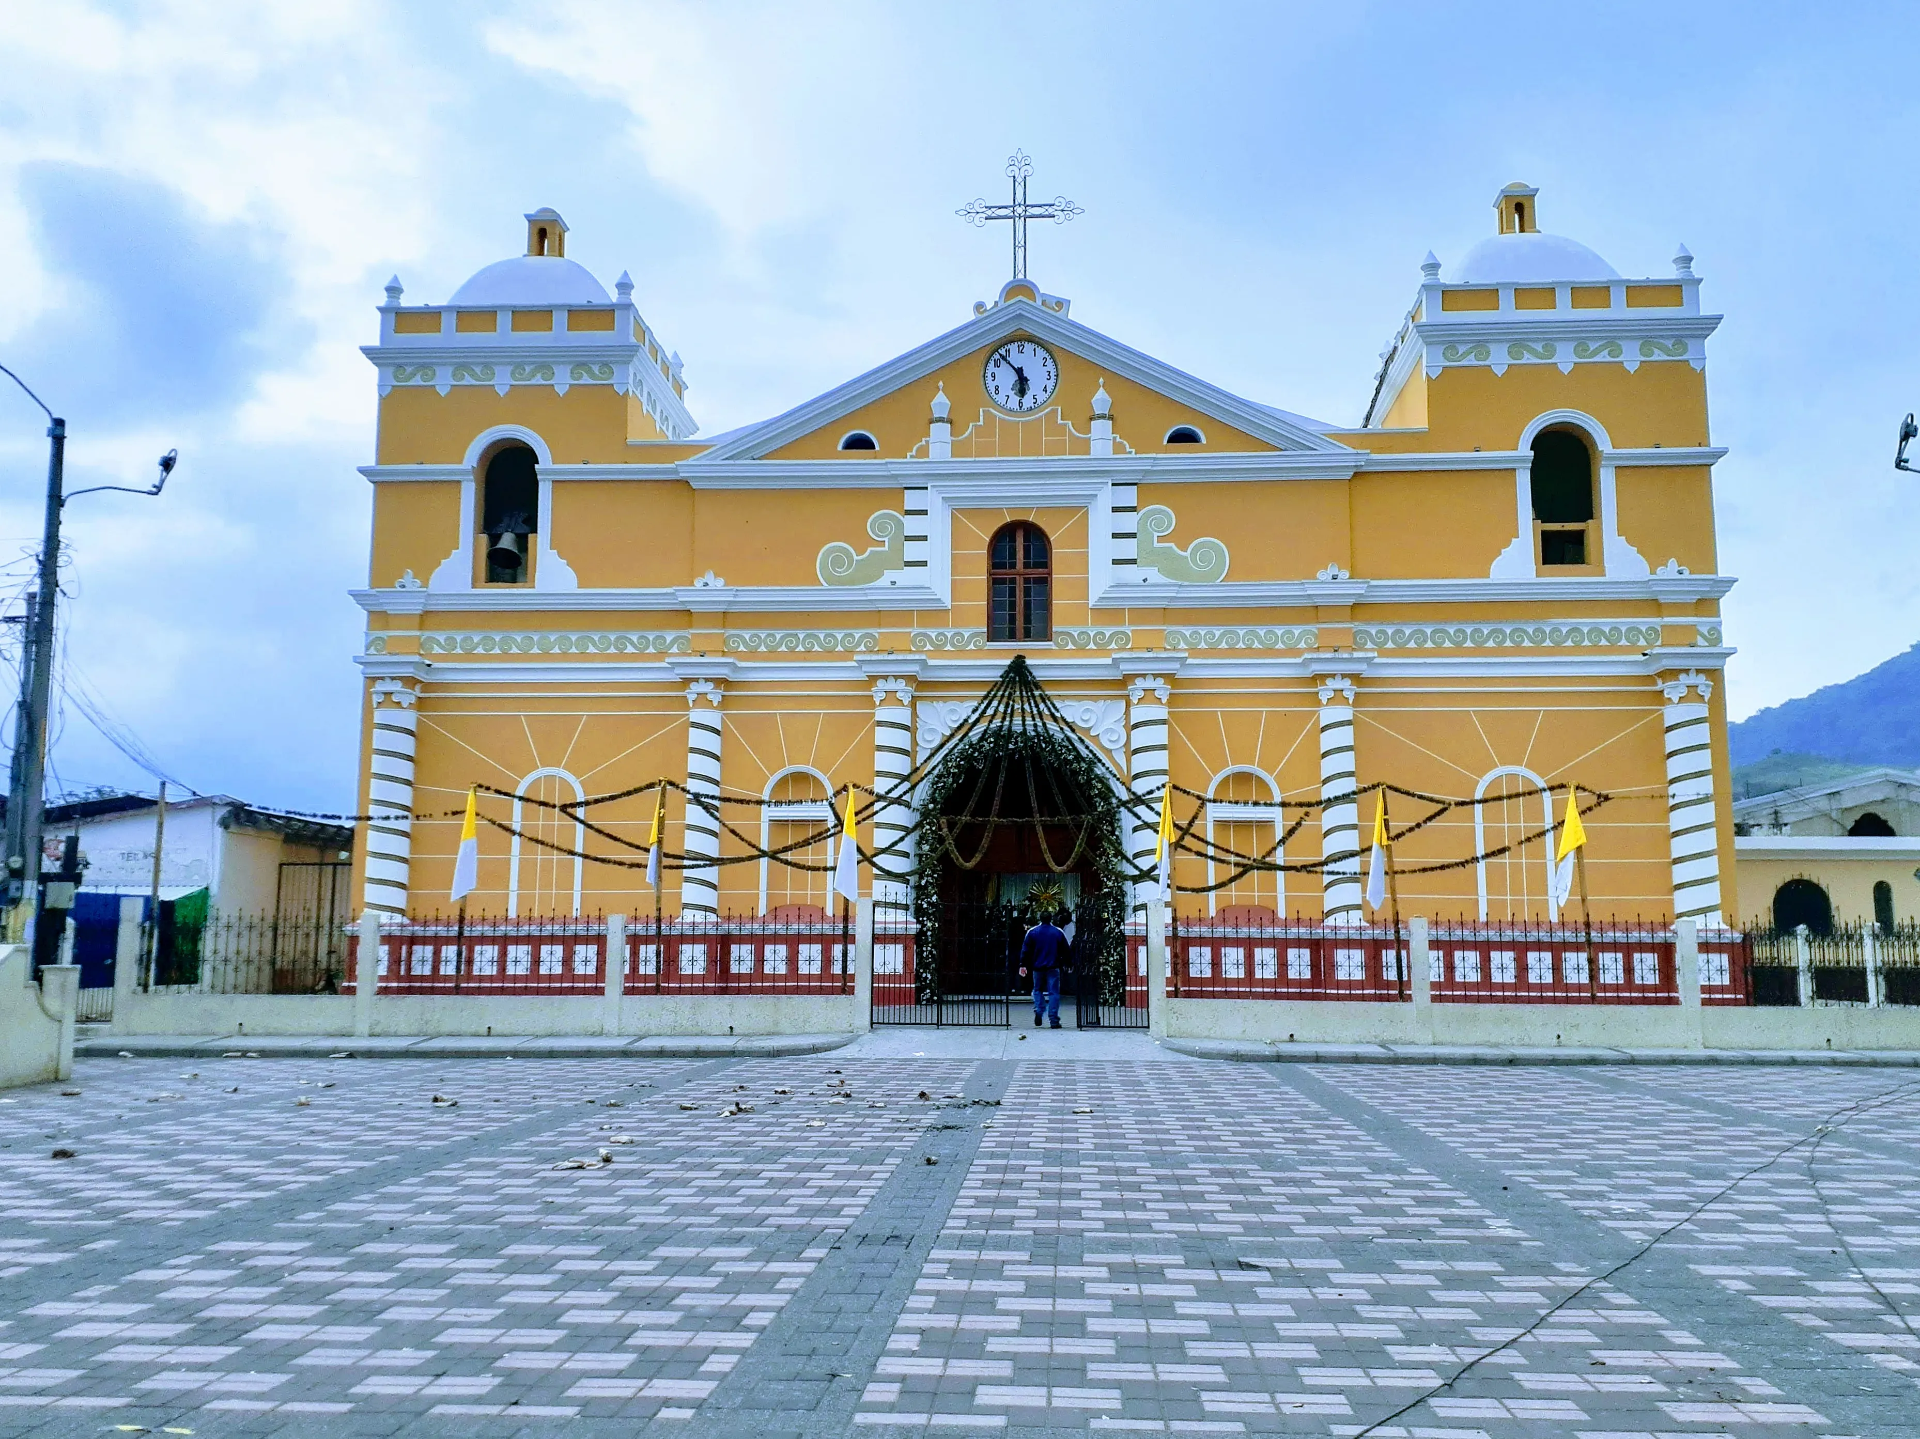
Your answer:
[1316,676,1357,706]
[686,679,724,708]
[871,677,916,707]
[1659,669,1713,705]
[371,678,419,710]
[1127,674,1171,706]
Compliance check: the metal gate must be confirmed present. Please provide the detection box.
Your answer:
[872,898,1148,1028]
[1070,895,1148,1028]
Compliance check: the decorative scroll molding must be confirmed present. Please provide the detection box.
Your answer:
[1661,669,1713,704]
[1693,623,1724,647]
[724,630,879,653]
[1056,699,1128,760]
[916,700,972,761]
[1052,629,1132,650]
[1351,621,1662,650]
[418,631,689,655]
[817,510,907,586]
[1163,626,1317,650]
[911,629,988,651]
[1137,505,1228,583]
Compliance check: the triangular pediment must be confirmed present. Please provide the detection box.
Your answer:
[690,299,1350,463]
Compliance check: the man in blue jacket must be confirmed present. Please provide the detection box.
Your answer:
[1019,911,1070,1029]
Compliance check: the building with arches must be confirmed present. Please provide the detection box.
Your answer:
[352,186,1736,928]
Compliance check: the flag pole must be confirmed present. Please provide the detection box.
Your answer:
[1573,787,1596,1001]
[454,897,466,994]
[1384,789,1405,1000]
[654,785,665,995]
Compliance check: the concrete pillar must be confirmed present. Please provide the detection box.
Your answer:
[1127,675,1172,913]
[111,895,142,1024]
[1793,924,1813,1007]
[355,908,381,1038]
[603,913,626,1035]
[854,897,873,1028]
[1658,671,1725,926]
[1865,928,1884,1008]
[681,681,725,916]
[1676,918,1701,1010]
[1146,898,1168,1039]
[1317,677,1362,924]
[40,964,78,1081]
[1409,915,1432,1009]
[362,680,420,921]
[870,679,916,909]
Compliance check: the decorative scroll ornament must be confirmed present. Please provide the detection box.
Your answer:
[1136,505,1228,583]
[817,510,907,586]
[911,630,988,652]
[1163,626,1317,650]
[1054,699,1128,761]
[419,631,689,655]
[724,631,879,653]
[1052,629,1132,650]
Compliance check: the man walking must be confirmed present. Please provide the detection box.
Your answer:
[1019,910,1070,1028]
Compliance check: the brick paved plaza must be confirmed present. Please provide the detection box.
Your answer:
[0,1041,1916,1437]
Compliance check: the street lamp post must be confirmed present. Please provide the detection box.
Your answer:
[0,362,176,952]
[1896,414,1918,472]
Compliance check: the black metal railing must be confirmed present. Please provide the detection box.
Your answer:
[146,911,350,995]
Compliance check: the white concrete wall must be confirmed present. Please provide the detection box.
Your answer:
[1157,997,1920,1050]
[109,991,864,1038]
[0,946,74,1087]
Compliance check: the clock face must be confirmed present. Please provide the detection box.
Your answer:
[982,339,1059,414]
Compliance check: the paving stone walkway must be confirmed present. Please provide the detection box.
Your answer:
[0,1049,1915,1436]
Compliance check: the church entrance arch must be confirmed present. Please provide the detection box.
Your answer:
[872,658,1140,1028]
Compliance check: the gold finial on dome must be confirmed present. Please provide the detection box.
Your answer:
[1495,183,1540,235]
[525,207,569,258]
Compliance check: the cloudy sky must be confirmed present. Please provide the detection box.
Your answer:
[0,1,1913,811]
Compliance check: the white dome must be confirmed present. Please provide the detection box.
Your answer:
[449,255,610,306]
[1447,232,1619,284]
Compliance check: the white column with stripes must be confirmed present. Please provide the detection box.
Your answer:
[681,680,725,916]
[1660,670,1725,925]
[362,680,419,921]
[1317,677,1363,924]
[871,678,916,909]
[1127,674,1171,912]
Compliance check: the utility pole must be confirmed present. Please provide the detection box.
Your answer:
[0,361,177,948]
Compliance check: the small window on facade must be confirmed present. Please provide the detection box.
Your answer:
[838,431,878,451]
[1530,429,1595,567]
[1874,880,1896,934]
[988,522,1050,642]
[1165,425,1204,445]
[1849,811,1896,837]
[481,445,539,584]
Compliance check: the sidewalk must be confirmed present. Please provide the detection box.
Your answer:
[76,1033,855,1060]
[1164,1037,1920,1066]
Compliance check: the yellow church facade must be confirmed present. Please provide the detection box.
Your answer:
[351,187,1735,931]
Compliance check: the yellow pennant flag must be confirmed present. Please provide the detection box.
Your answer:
[1154,785,1175,899]
[830,786,860,904]
[645,788,663,890]
[1556,788,1588,861]
[449,787,479,902]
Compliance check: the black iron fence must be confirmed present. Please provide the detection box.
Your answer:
[147,911,349,995]
[1740,921,1920,1007]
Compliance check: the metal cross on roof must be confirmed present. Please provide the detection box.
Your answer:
[957,151,1083,281]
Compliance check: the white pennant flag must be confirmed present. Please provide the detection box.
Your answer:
[830,787,861,905]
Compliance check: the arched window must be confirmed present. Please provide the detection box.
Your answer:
[1874,880,1896,934]
[1530,429,1595,568]
[1849,811,1896,837]
[1474,767,1557,920]
[481,444,539,584]
[1205,767,1282,916]
[759,767,833,915]
[1773,878,1833,937]
[838,430,878,452]
[1165,425,1204,445]
[989,522,1050,642]
[509,768,584,917]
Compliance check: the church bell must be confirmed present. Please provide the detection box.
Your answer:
[486,531,526,571]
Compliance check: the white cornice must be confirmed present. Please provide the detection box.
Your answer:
[1415,312,1723,345]
[1355,446,1726,473]
[350,584,947,615]
[696,300,1352,462]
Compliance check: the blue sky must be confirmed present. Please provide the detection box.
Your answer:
[0,1,1914,811]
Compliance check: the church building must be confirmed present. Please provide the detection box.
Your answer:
[351,182,1734,931]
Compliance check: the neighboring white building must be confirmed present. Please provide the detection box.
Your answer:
[42,793,353,919]
[1731,769,1920,838]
